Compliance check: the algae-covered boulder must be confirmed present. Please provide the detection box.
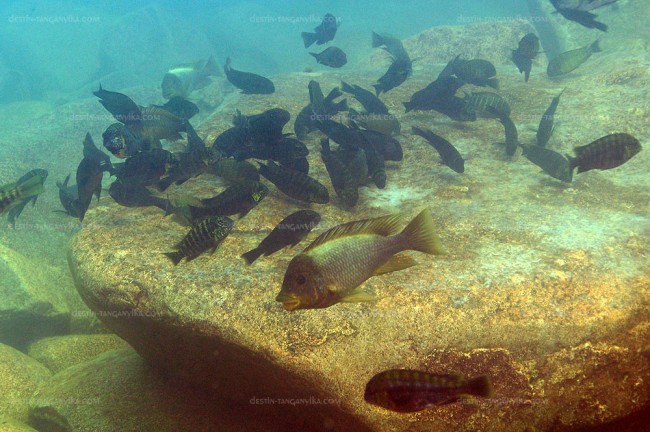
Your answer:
[0,343,51,423]
[68,38,650,431]
[28,348,342,432]
[0,243,88,350]
[27,334,128,373]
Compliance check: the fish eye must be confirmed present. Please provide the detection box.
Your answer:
[296,274,306,285]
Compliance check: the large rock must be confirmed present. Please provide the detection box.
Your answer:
[68,38,650,432]
[27,334,128,373]
[28,348,347,432]
[0,242,89,350]
[0,343,51,423]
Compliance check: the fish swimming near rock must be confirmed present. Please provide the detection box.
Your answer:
[75,156,104,222]
[118,148,177,186]
[0,175,46,217]
[364,369,493,413]
[242,210,321,264]
[302,13,338,48]
[522,144,573,182]
[554,0,618,12]
[310,47,347,68]
[341,81,390,116]
[411,127,464,173]
[550,0,609,32]
[83,132,113,174]
[294,84,348,139]
[258,160,329,204]
[536,90,564,147]
[55,174,82,218]
[374,56,412,96]
[160,97,199,120]
[320,138,359,207]
[5,169,48,228]
[276,208,445,311]
[210,159,260,184]
[349,108,400,137]
[511,33,540,82]
[164,215,234,265]
[568,133,642,174]
[442,56,498,89]
[224,57,275,94]
[547,40,601,77]
[403,75,464,113]
[109,179,171,211]
[371,32,409,61]
[498,114,519,157]
[464,91,511,118]
[188,181,269,221]
[161,55,220,99]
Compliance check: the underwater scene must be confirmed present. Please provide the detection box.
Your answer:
[0,0,648,431]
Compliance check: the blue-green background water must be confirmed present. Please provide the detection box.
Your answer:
[0,0,528,102]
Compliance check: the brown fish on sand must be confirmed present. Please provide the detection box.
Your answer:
[568,133,641,174]
[276,208,445,311]
[364,369,493,413]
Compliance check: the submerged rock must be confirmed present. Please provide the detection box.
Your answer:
[27,334,129,373]
[0,343,51,423]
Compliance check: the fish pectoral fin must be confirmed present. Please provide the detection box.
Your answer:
[340,287,379,304]
[372,253,417,276]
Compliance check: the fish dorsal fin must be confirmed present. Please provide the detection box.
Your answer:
[304,213,403,252]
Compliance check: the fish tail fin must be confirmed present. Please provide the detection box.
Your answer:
[340,286,379,303]
[590,40,602,53]
[241,248,263,265]
[301,32,318,48]
[403,101,412,113]
[203,54,220,77]
[18,175,45,199]
[400,208,445,255]
[372,84,382,96]
[333,99,348,112]
[308,52,320,62]
[340,81,354,94]
[466,376,494,398]
[163,251,183,265]
[524,70,530,82]
[224,57,232,74]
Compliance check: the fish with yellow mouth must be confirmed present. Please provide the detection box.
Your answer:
[276,208,445,311]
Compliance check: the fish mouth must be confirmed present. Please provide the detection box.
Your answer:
[275,292,300,311]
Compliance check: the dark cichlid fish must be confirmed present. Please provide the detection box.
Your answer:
[355,126,403,161]
[310,47,347,68]
[164,216,234,265]
[83,132,113,174]
[160,97,199,120]
[242,210,321,264]
[190,181,269,220]
[522,144,573,182]
[362,141,387,189]
[547,40,601,78]
[320,138,359,207]
[93,84,140,124]
[258,160,329,204]
[212,126,251,158]
[55,174,81,218]
[157,146,222,192]
[498,115,519,157]
[276,209,444,310]
[302,13,338,48]
[433,96,477,122]
[76,155,105,221]
[365,369,493,413]
[233,137,308,164]
[568,133,641,174]
[554,0,619,12]
[374,56,412,96]
[412,127,464,173]
[233,108,290,144]
[464,91,510,118]
[403,76,464,113]
[511,33,540,82]
[550,0,608,32]
[109,179,170,211]
[536,90,564,147]
[0,175,45,217]
[102,123,143,158]
[5,169,48,227]
[224,57,275,94]
[371,32,409,61]
[161,55,220,99]
[119,148,176,186]
[294,86,347,139]
[210,159,260,183]
[341,81,389,115]
[443,56,498,89]
[337,146,368,185]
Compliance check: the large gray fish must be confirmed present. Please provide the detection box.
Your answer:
[276,209,445,311]
[411,127,464,173]
[521,144,573,182]
[224,58,275,95]
[161,55,220,99]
